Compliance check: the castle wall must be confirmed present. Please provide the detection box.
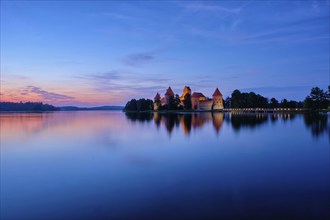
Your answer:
[155,86,224,111]
[192,98,199,109]
[212,97,224,110]
[199,100,213,110]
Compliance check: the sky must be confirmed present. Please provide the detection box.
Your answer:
[1,0,329,107]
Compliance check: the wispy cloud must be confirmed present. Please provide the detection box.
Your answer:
[1,74,31,86]
[86,11,137,21]
[75,70,172,101]
[78,71,120,82]
[101,12,135,20]
[121,52,155,66]
[180,2,242,14]
[120,49,165,66]
[182,1,329,45]
[188,17,329,45]
[24,86,74,102]
[1,85,77,105]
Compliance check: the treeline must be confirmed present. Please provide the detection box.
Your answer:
[303,87,329,110]
[226,90,303,108]
[124,86,329,112]
[124,94,188,111]
[160,94,184,111]
[0,102,59,111]
[124,98,153,111]
[225,87,329,110]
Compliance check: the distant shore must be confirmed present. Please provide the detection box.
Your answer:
[0,102,124,112]
[123,108,329,113]
[1,109,328,114]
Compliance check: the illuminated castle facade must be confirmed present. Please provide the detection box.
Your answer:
[154,86,224,111]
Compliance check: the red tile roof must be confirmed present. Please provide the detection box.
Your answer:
[191,92,205,98]
[212,88,222,97]
[184,86,191,91]
[165,86,175,96]
[154,93,161,100]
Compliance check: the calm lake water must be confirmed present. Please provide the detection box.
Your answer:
[0,111,329,220]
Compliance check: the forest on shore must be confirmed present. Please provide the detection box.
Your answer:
[124,87,330,112]
[1,87,328,112]
[0,102,59,111]
[0,102,124,111]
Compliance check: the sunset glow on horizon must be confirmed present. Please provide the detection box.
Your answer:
[1,1,329,107]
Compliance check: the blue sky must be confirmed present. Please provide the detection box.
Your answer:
[1,0,329,106]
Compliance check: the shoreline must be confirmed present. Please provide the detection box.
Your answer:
[1,109,328,113]
[124,108,329,113]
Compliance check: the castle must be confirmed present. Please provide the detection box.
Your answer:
[154,86,224,111]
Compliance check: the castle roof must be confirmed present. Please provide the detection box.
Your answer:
[180,86,192,100]
[165,86,175,96]
[184,86,191,91]
[192,92,206,98]
[212,88,222,97]
[154,92,161,100]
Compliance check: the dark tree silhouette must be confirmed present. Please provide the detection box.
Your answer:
[231,90,242,108]
[224,97,231,108]
[124,98,153,111]
[167,94,181,110]
[280,99,288,108]
[231,90,268,108]
[269,98,279,108]
[124,99,138,111]
[183,93,192,110]
[303,87,329,110]
[0,102,59,111]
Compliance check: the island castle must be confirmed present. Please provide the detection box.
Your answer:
[154,86,224,111]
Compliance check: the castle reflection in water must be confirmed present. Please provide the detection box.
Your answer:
[125,112,329,138]
[154,112,224,135]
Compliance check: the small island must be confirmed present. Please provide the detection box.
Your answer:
[124,86,224,112]
[124,86,330,112]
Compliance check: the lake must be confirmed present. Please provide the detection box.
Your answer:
[0,111,329,219]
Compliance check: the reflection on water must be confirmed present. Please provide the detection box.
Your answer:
[2,112,327,140]
[1,111,329,220]
[125,112,329,139]
[125,112,153,123]
[229,113,268,131]
[304,113,329,138]
[126,112,225,135]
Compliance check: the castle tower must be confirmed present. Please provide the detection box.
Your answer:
[180,86,192,103]
[164,86,175,104]
[212,88,224,110]
[154,92,161,110]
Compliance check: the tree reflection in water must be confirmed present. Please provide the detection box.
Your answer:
[229,112,269,131]
[304,113,329,138]
[125,112,224,135]
[125,112,153,123]
[124,112,329,139]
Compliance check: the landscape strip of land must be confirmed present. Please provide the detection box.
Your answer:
[124,86,329,112]
[0,102,123,112]
[0,86,328,112]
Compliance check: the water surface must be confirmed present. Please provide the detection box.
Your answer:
[1,111,329,219]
